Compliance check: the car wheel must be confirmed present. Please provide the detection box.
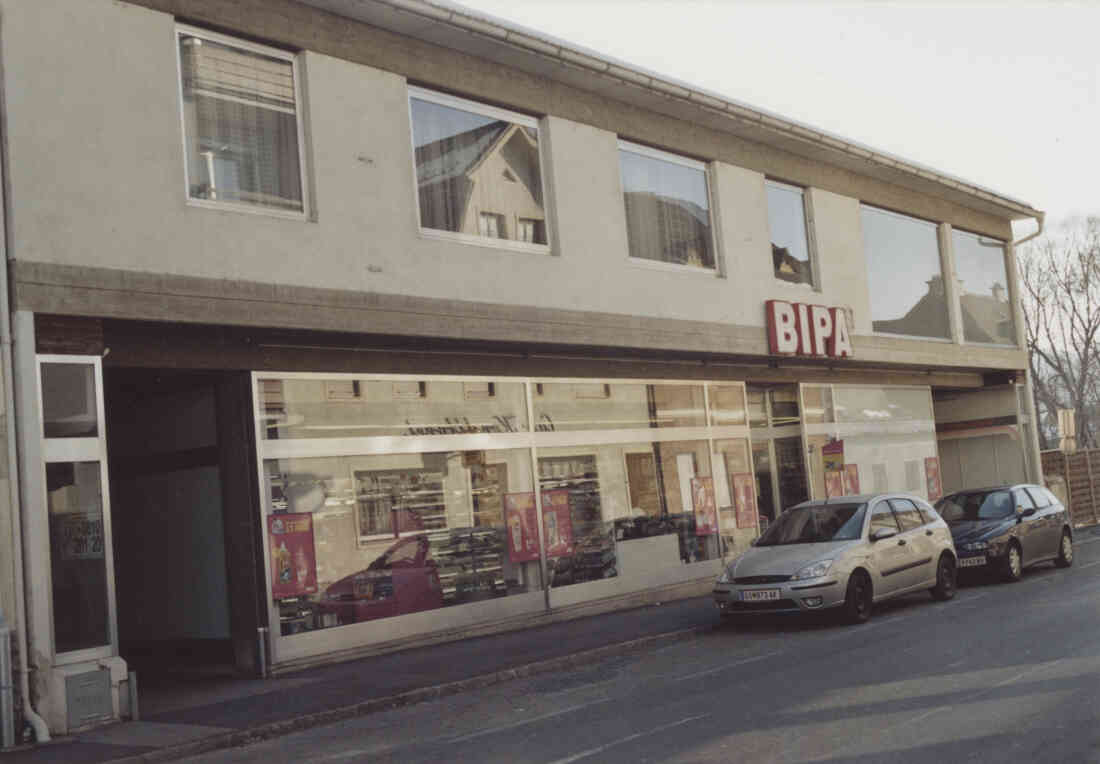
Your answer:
[842,571,873,624]
[1055,530,1074,568]
[1002,543,1023,582]
[930,554,957,601]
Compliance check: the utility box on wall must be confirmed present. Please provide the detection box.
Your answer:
[65,669,112,730]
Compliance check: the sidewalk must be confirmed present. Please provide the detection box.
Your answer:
[5,596,719,763]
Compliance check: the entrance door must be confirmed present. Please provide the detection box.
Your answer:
[748,385,810,525]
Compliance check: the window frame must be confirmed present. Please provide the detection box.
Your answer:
[407,85,553,255]
[860,203,954,343]
[765,179,818,290]
[617,139,720,275]
[174,24,311,221]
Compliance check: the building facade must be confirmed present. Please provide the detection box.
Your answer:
[0,0,1044,737]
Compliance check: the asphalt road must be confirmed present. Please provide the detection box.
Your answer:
[184,533,1100,764]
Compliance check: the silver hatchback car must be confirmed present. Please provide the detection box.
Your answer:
[713,494,958,624]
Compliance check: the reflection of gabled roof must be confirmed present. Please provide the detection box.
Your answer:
[960,292,1013,343]
[624,191,709,227]
[414,120,509,185]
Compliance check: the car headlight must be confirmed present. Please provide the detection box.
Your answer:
[717,568,732,584]
[792,559,834,580]
[963,541,989,551]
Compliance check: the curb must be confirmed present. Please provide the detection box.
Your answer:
[108,622,714,763]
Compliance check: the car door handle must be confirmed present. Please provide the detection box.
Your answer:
[925,530,933,536]
[897,539,907,546]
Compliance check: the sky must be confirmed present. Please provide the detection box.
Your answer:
[454,0,1099,236]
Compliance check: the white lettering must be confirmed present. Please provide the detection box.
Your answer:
[796,303,812,355]
[830,308,853,357]
[766,301,798,354]
[810,305,833,355]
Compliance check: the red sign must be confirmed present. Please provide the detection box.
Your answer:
[822,439,845,472]
[691,477,718,536]
[732,473,758,529]
[844,464,861,495]
[824,470,844,498]
[505,491,574,562]
[268,513,318,599]
[925,457,943,502]
[766,300,852,358]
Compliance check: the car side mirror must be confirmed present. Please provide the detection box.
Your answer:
[870,527,897,542]
[1017,506,1036,518]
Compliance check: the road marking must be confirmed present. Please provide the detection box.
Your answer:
[546,714,710,764]
[672,651,783,682]
[447,698,611,742]
[1074,535,1100,546]
[1078,559,1100,570]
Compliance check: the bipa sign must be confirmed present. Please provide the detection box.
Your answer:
[766,301,853,358]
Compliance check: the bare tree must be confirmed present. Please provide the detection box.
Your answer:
[1018,216,1100,449]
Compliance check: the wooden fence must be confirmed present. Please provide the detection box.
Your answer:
[1041,449,1100,528]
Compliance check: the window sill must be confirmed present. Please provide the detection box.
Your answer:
[961,340,1021,350]
[626,257,720,277]
[869,332,955,344]
[186,197,310,222]
[770,277,820,293]
[418,227,552,256]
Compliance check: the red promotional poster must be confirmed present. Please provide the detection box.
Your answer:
[844,464,861,495]
[268,513,318,599]
[691,477,718,536]
[925,457,943,502]
[732,473,758,529]
[506,492,575,562]
[824,470,844,498]
[540,490,575,557]
[505,492,539,563]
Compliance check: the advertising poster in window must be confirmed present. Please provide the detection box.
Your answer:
[541,489,575,557]
[732,473,758,529]
[691,477,718,536]
[54,512,105,561]
[505,492,539,563]
[268,513,318,599]
[824,470,844,498]
[844,464,861,495]
[925,457,943,502]
[822,439,845,472]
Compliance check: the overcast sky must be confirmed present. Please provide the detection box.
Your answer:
[455,0,1098,234]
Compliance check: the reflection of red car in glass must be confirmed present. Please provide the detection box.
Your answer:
[317,536,443,625]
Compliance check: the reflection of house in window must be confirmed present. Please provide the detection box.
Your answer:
[959,282,1014,343]
[415,116,547,244]
[872,274,951,338]
[772,245,811,284]
[623,191,713,268]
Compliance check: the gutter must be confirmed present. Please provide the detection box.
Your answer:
[1011,211,1046,247]
[0,8,50,745]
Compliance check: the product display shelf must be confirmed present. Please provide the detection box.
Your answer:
[427,526,505,603]
[537,457,616,584]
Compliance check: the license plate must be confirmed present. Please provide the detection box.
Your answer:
[959,556,987,568]
[741,588,781,602]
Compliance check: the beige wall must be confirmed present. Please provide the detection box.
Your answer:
[0,0,1027,373]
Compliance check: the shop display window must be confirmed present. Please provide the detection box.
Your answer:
[264,448,541,636]
[708,385,747,427]
[257,378,527,439]
[41,363,98,438]
[952,229,1015,345]
[531,382,705,432]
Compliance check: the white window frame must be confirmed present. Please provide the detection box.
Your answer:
[861,203,954,343]
[765,179,819,291]
[174,24,311,221]
[618,140,719,275]
[407,86,553,255]
[36,354,118,666]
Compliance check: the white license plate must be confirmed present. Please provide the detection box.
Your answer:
[959,556,987,568]
[741,588,781,602]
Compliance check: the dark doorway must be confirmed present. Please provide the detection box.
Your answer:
[105,369,263,678]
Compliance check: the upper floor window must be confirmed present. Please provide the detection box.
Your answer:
[409,87,548,249]
[619,141,715,271]
[766,180,813,286]
[952,229,1015,345]
[861,205,949,339]
[177,27,306,216]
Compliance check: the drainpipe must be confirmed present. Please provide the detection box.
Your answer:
[0,8,49,745]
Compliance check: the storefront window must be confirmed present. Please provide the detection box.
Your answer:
[258,378,528,439]
[952,229,1015,345]
[802,385,835,425]
[532,383,705,432]
[862,205,950,339]
[708,385,747,427]
[264,448,541,635]
[714,438,757,554]
[48,461,110,652]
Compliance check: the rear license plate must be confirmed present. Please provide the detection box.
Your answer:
[959,556,987,568]
[741,588,781,602]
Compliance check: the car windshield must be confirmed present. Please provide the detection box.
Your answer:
[754,503,866,546]
[936,490,1014,523]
